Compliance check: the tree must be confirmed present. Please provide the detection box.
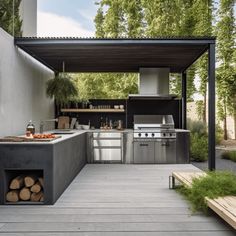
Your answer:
[193,0,214,123]
[122,0,143,37]
[216,0,236,139]
[0,0,22,36]
[94,6,105,38]
[73,73,138,100]
[142,0,179,37]
[100,0,125,38]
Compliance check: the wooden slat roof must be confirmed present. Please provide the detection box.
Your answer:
[14,37,216,73]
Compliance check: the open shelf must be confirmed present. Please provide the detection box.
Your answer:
[61,108,125,113]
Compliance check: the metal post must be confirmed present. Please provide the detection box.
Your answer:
[208,43,216,171]
[181,72,187,129]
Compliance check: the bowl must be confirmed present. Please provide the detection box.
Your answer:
[114,105,119,109]
[81,125,90,130]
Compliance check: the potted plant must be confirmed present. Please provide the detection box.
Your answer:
[46,73,78,114]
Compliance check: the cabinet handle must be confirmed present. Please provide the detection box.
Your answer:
[140,144,148,147]
[161,142,170,147]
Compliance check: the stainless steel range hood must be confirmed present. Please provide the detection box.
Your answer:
[129,68,177,100]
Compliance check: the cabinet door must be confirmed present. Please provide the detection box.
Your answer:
[155,139,176,164]
[133,141,155,163]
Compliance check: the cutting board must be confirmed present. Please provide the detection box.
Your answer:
[58,116,70,129]
[0,136,61,142]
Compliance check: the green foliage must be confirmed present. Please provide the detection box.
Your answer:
[0,0,22,36]
[73,73,138,100]
[94,6,105,37]
[177,171,236,213]
[187,119,207,136]
[216,0,236,138]
[196,100,205,121]
[190,133,208,162]
[93,0,204,100]
[187,119,223,161]
[216,125,224,144]
[46,74,78,107]
[188,119,208,162]
[221,151,236,162]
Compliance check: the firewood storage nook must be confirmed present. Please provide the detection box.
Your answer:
[0,132,87,205]
[5,170,44,204]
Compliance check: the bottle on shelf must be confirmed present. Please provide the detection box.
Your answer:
[100,117,104,128]
[26,120,35,136]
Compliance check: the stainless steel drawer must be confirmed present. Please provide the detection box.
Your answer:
[93,139,121,147]
[93,148,122,162]
[93,132,121,138]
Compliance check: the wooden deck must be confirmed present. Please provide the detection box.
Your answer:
[0,164,235,235]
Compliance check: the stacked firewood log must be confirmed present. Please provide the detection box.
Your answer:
[6,175,44,202]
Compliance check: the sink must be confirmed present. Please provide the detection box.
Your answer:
[52,131,75,135]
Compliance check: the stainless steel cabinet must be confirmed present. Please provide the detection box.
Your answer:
[93,148,121,162]
[155,139,176,164]
[133,141,155,163]
[89,132,123,163]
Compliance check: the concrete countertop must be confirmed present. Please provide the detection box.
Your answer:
[0,129,133,145]
[0,129,188,144]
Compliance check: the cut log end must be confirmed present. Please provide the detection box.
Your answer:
[38,177,44,188]
[30,182,41,193]
[19,187,31,201]
[31,191,43,202]
[9,175,24,190]
[6,190,19,202]
[24,176,36,187]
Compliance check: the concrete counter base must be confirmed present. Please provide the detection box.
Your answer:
[0,132,86,205]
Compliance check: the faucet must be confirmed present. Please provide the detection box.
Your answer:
[40,118,58,133]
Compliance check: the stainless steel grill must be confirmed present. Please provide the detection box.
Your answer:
[133,115,176,139]
[133,115,176,164]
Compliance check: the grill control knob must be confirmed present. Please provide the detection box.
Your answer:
[152,133,155,137]
[138,133,141,137]
[145,133,148,137]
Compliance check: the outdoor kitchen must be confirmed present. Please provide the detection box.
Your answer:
[0,36,216,205]
[2,0,236,233]
[0,67,189,205]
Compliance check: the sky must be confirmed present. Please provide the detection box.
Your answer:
[37,0,98,37]
[37,0,236,38]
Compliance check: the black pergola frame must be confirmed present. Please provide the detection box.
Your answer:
[14,37,216,170]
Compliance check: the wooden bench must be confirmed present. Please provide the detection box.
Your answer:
[170,171,236,230]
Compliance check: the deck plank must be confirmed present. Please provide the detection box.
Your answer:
[0,164,234,235]
[0,222,231,232]
[0,232,235,236]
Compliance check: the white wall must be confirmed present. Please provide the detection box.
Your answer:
[19,0,37,37]
[0,28,54,137]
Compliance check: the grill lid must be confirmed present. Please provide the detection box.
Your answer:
[134,115,174,130]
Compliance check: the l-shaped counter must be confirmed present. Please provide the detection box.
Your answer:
[0,129,189,205]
